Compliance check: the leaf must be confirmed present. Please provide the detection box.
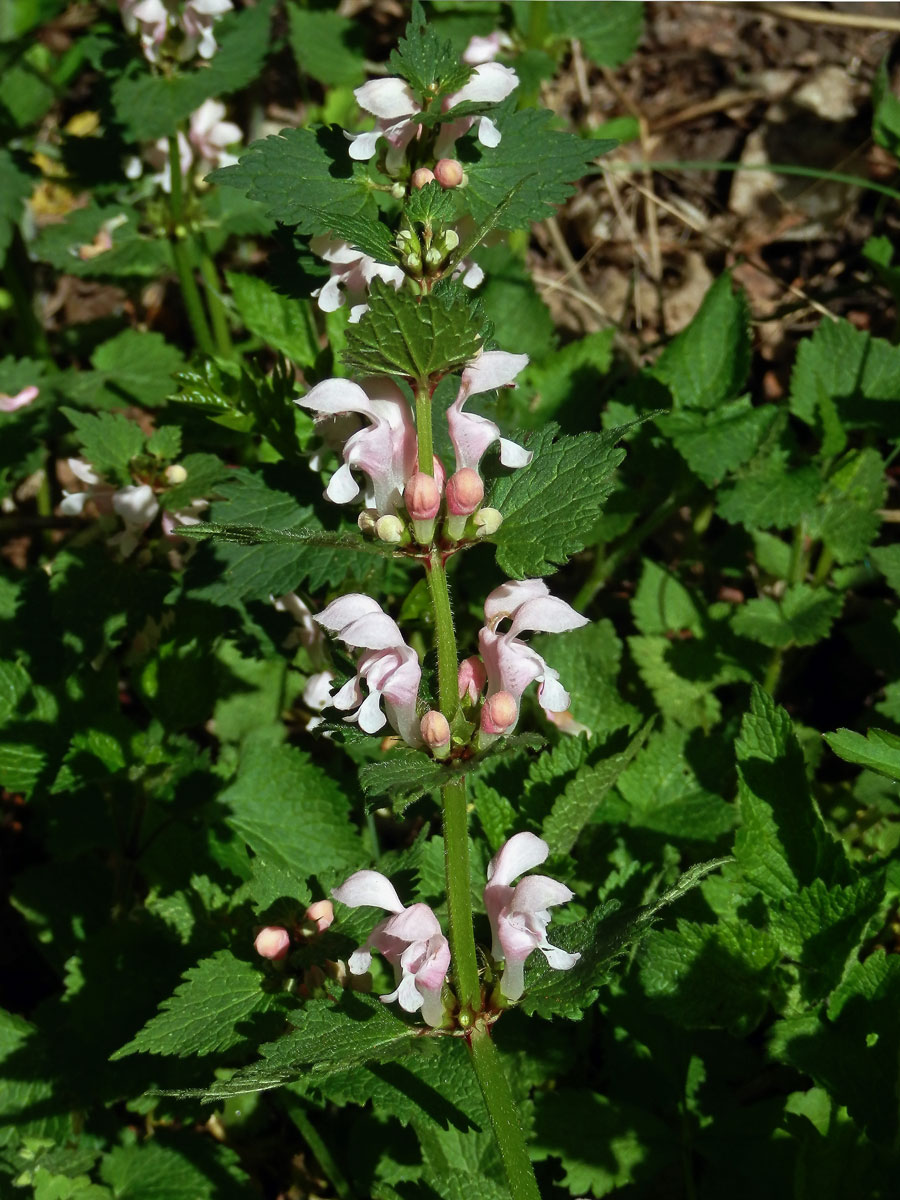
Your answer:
[188,993,418,1099]
[209,125,376,235]
[520,857,730,1018]
[657,398,778,485]
[808,449,887,565]
[99,1136,250,1199]
[519,329,614,427]
[112,1,274,140]
[823,726,900,779]
[541,722,652,856]
[226,273,319,368]
[547,1,644,67]
[32,203,171,279]
[872,56,900,155]
[532,1087,673,1199]
[61,409,145,483]
[0,148,32,264]
[461,105,606,230]
[533,619,640,738]
[651,273,751,410]
[388,0,471,100]
[731,584,844,648]
[219,740,363,885]
[404,180,458,229]
[79,330,185,409]
[488,423,627,577]
[304,206,399,266]
[111,951,292,1060]
[474,243,557,361]
[286,3,364,87]
[717,453,821,531]
[734,686,848,904]
[358,749,453,812]
[343,279,487,380]
[632,558,702,636]
[640,918,780,1035]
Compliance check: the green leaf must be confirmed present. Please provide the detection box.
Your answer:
[210,125,376,235]
[99,1137,250,1199]
[32,203,171,279]
[404,180,458,229]
[488,423,627,577]
[808,449,887,565]
[632,559,703,636]
[533,619,640,738]
[79,330,185,410]
[717,452,821,531]
[657,398,778,485]
[220,740,363,885]
[226,272,319,367]
[651,272,750,410]
[111,951,292,1060]
[734,686,848,903]
[0,149,32,264]
[388,0,471,100]
[823,726,900,779]
[532,1087,672,1198]
[873,56,900,155]
[731,584,844,648]
[640,918,780,1034]
[542,721,653,855]
[461,106,605,230]
[343,279,487,380]
[519,329,614,426]
[305,206,400,266]
[61,409,145,482]
[189,993,417,1099]
[112,1,273,140]
[286,3,364,87]
[521,858,730,1018]
[358,749,453,812]
[474,243,557,361]
[547,1,644,67]
[0,659,30,727]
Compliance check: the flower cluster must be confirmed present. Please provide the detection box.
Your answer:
[131,100,241,194]
[297,350,531,548]
[327,832,577,1025]
[120,0,232,64]
[61,459,159,557]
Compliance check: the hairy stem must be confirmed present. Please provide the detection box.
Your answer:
[443,776,481,1014]
[426,549,458,716]
[469,1027,541,1200]
[197,241,235,358]
[415,378,434,475]
[167,136,215,357]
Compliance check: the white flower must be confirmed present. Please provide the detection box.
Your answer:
[0,386,39,413]
[484,831,580,1002]
[332,869,450,1027]
[309,237,405,319]
[447,350,532,481]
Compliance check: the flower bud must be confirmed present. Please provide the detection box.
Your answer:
[434,158,464,189]
[358,510,377,535]
[473,507,503,538]
[404,471,441,521]
[391,181,406,199]
[446,468,484,516]
[165,464,188,485]
[411,167,435,189]
[404,251,422,272]
[375,515,405,543]
[480,691,518,735]
[458,655,487,703]
[421,709,451,754]
[255,926,290,960]
[305,899,334,933]
[424,246,442,267]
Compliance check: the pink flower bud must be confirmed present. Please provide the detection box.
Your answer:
[446,468,484,516]
[255,926,290,960]
[305,899,334,933]
[404,472,441,521]
[411,167,435,189]
[434,158,464,189]
[458,656,487,703]
[481,691,518,734]
[375,515,405,543]
[165,463,188,485]
[420,709,451,749]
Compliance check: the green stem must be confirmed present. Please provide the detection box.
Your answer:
[812,544,834,587]
[763,647,783,697]
[167,136,215,357]
[443,776,480,1015]
[415,379,434,475]
[4,232,50,359]
[282,1094,353,1200]
[574,491,681,611]
[468,1028,541,1200]
[425,549,458,716]
[197,243,235,358]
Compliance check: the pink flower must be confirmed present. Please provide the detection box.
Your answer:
[436,63,519,154]
[305,899,334,933]
[310,236,406,320]
[180,0,233,60]
[297,377,418,517]
[332,869,450,1026]
[119,0,232,63]
[484,832,580,1002]
[255,926,290,960]
[0,386,38,414]
[314,594,422,747]
[447,350,532,481]
[478,579,588,725]
[143,100,240,192]
[462,32,515,65]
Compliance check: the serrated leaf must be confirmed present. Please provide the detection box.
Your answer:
[533,619,640,738]
[823,726,900,779]
[731,584,844,648]
[287,3,364,87]
[632,558,702,636]
[735,686,848,903]
[185,993,418,1099]
[343,279,487,380]
[0,659,30,726]
[651,272,750,410]
[520,858,730,1018]
[657,398,778,485]
[542,722,653,856]
[226,273,319,367]
[67,330,185,410]
[358,749,453,812]
[99,1137,250,1199]
[111,951,292,1060]
[488,423,627,577]
[112,1,273,140]
[220,740,363,885]
[32,203,171,279]
[717,453,821,531]
[305,206,399,266]
[388,0,471,100]
[461,105,605,229]
[404,180,457,228]
[210,125,375,235]
[547,1,644,67]
[61,408,145,483]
